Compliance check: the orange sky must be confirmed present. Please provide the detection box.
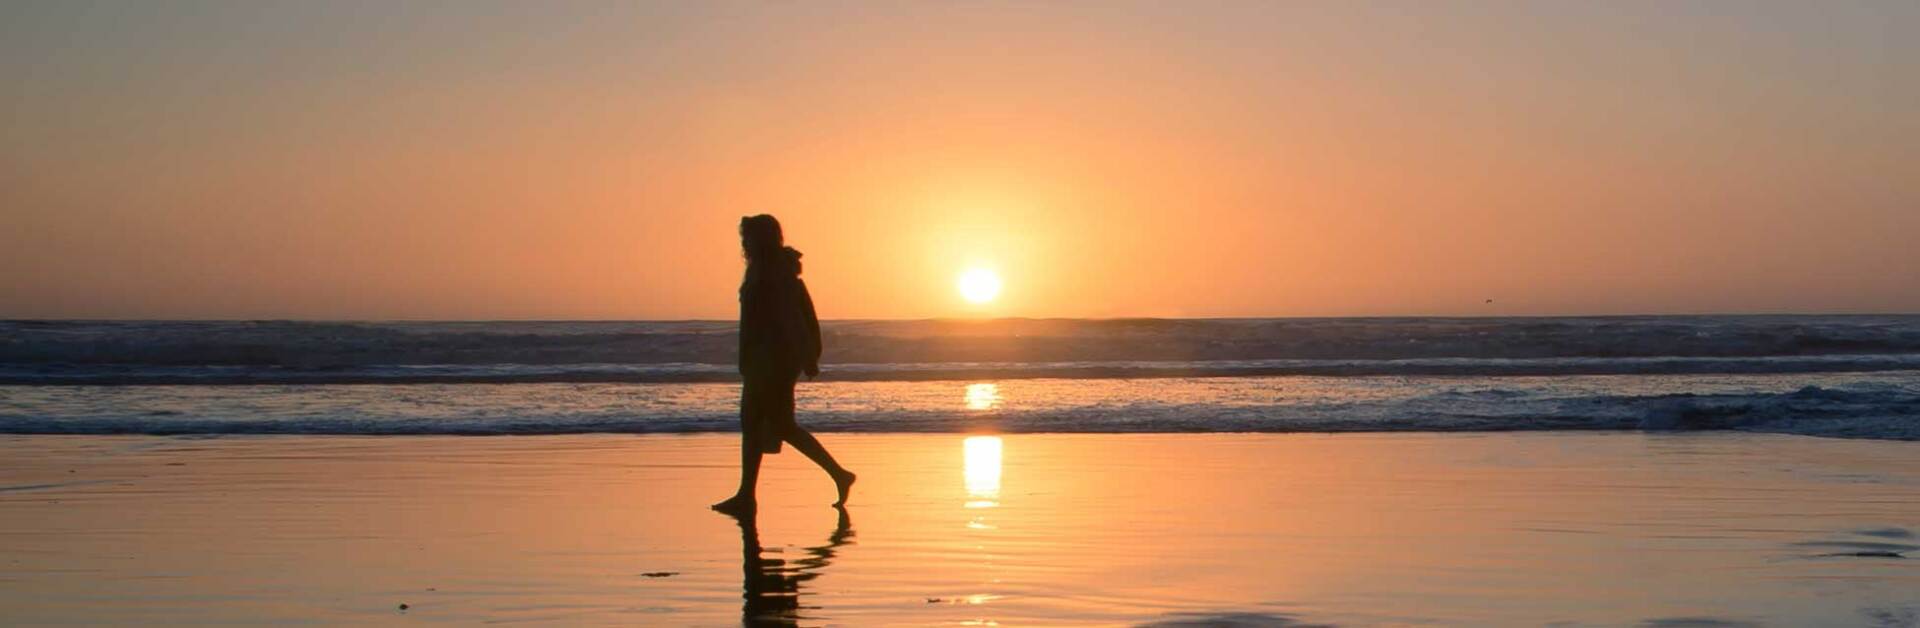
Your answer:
[2,2,1916,319]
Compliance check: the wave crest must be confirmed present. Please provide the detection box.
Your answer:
[3,379,1914,440]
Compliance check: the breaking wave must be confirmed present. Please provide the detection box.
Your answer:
[3,375,1915,440]
[6,316,1920,384]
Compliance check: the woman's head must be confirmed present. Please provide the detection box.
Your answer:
[739,214,784,262]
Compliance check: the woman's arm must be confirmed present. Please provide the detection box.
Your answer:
[798,279,822,378]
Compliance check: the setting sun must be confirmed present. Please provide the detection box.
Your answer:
[957,268,1002,304]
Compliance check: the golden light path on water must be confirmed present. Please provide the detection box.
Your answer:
[963,382,1001,411]
[963,436,1002,510]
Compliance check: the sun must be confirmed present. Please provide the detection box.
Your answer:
[957,267,1002,304]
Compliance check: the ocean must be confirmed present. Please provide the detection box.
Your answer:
[3,316,1918,439]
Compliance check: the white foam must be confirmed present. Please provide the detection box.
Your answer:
[3,372,1915,440]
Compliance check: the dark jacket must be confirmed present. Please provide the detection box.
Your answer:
[739,247,822,378]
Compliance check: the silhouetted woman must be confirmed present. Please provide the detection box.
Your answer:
[713,215,855,514]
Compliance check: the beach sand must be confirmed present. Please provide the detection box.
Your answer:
[1,432,1915,626]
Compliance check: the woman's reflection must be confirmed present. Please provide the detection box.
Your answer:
[720,506,854,626]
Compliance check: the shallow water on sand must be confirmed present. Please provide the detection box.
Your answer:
[0,433,1915,625]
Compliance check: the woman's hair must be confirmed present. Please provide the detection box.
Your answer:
[739,214,784,263]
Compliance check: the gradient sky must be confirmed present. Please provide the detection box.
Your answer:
[3,1,1915,319]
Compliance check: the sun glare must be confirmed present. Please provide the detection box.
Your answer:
[964,383,1001,411]
[963,436,1003,506]
[957,268,1002,304]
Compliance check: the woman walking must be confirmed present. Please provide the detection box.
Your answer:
[712,214,855,514]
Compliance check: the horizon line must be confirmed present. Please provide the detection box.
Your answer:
[6,311,1920,324]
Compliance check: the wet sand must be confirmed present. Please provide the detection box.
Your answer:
[0,432,1915,626]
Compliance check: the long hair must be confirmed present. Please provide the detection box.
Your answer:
[739,215,784,264]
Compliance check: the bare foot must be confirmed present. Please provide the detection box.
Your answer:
[831,470,856,507]
[711,495,755,514]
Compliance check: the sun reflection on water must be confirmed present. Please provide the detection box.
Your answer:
[963,436,1002,509]
[963,383,1001,411]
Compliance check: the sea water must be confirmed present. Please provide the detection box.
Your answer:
[3,316,1917,439]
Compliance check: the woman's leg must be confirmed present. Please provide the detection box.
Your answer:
[713,438,764,513]
[715,379,769,512]
[783,428,842,475]
[784,428,856,507]
[735,438,766,497]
